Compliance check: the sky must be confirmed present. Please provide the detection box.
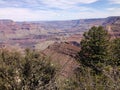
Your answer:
[0,0,120,21]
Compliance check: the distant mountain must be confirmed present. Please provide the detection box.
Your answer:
[0,16,120,78]
[0,16,120,49]
[103,16,120,25]
[104,16,120,38]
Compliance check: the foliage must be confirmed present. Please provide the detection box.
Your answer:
[0,49,56,90]
[78,26,110,72]
[0,26,120,90]
[76,26,120,90]
[111,38,120,66]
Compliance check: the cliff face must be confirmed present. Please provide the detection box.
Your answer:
[0,16,120,49]
[104,16,120,38]
[0,17,120,78]
[0,18,105,38]
[43,42,80,77]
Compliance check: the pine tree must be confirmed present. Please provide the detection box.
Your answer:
[78,26,110,72]
[111,38,120,66]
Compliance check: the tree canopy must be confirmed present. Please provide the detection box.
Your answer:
[0,49,56,90]
[78,26,110,71]
[76,26,120,89]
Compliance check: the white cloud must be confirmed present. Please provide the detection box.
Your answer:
[0,0,99,21]
[0,7,120,21]
[107,8,116,11]
[109,0,120,4]
[0,0,119,21]
[41,0,98,5]
[41,0,98,9]
[0,0,98,9]
[0,8,57,21]
[106,7,120,16]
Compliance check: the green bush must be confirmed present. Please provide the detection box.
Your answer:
[0,49,56,90]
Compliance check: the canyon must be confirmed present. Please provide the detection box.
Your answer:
[0,16,120,51]
[0,16,120,78]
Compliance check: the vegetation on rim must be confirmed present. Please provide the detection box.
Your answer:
[0,26,120,90]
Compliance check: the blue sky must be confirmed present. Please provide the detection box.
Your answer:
[0,0,120,21]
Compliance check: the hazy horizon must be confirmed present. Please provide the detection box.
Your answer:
[0,0,120,21]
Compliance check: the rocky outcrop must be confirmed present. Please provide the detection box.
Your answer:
[104,16,120,38]
[0,16,120,78]
[0,16,120,49]
[43,42,80,77]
